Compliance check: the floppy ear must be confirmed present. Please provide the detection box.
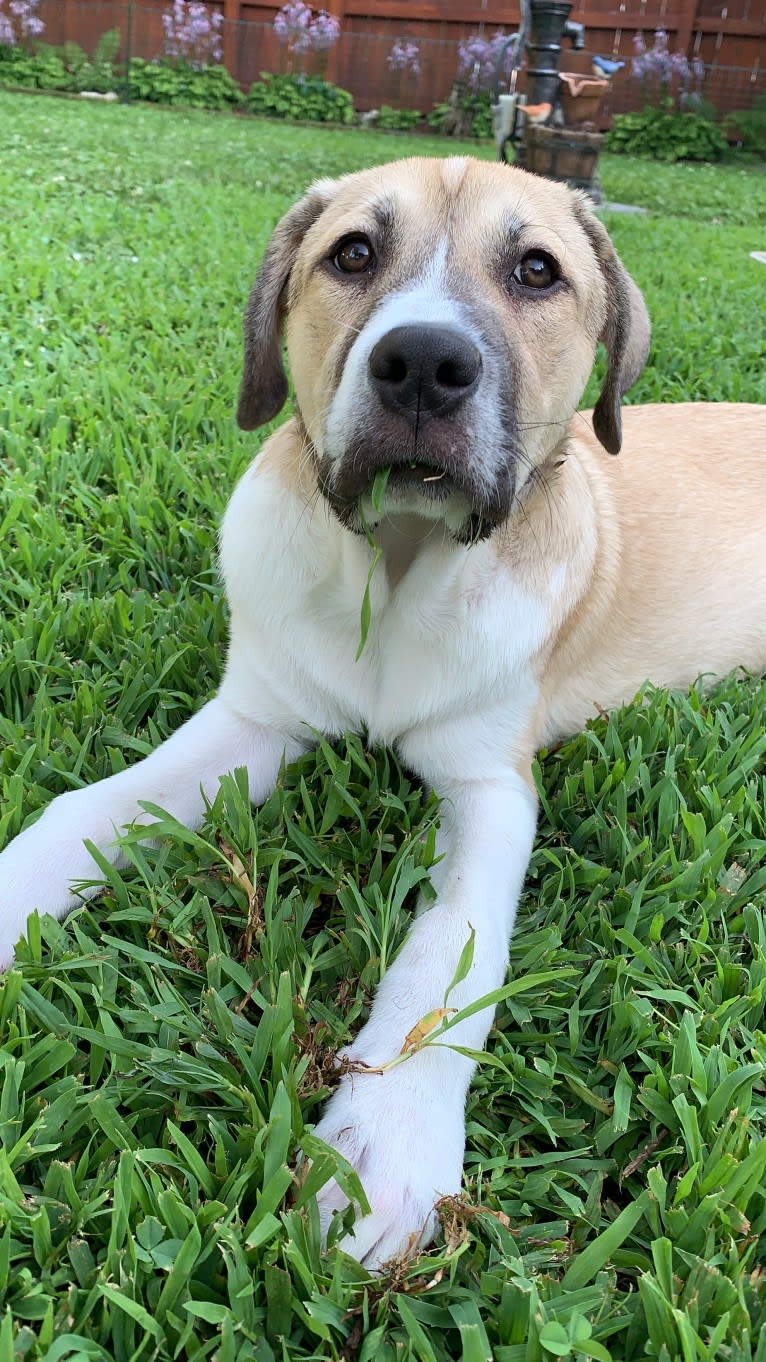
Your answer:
[573,203,651,455]
[236,180,336,431]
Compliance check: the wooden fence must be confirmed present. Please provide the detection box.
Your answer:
[36,0,766,118]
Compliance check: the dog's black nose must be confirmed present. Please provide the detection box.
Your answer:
[369,324,482,418]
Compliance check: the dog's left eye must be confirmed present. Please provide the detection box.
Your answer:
[512,252,559,290]
[332,236,376,275]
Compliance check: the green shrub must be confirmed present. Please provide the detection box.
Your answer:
[690,96,719,124]
[61,29,121,92]
[375,104,422,131]
[605,104,729,163]
[0,42,69,90]
[246,71,354,124]
[128,58,243,110]
[0,33,121,93]
[723,93,766,158]
[468,94,494,140]
[427,88,493,139]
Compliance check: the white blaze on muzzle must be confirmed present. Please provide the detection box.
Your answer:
[322,270,485,470]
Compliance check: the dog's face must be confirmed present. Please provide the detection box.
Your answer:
[237,157,650,541]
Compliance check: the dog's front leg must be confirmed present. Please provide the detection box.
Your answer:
[0,697,305,966]
[314,766,537,1269]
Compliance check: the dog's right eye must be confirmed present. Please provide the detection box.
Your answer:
[332,236,376,275]
[512,251,559,290]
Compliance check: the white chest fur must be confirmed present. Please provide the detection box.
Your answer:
[219,460,551,774]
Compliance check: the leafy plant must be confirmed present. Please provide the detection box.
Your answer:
[0,36,244,105]
[605,104,728,162]
[0,30,119,92]
[723,93,766,158]
[128,56,243,109]
[0,41,67,88]
[376,104,422,131]
[428,88,493,139]
[61,29,121,92]
[247,70,354,123]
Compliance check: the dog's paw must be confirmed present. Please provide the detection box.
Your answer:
[0,787,114,968]
[312,1053,465,1270]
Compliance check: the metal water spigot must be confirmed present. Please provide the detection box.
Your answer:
[563,20,585,50]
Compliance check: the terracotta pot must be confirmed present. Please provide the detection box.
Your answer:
[558,71,609,127]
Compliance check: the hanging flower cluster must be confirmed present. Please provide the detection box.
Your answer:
[162,0,223,68]
[632,29,705,107]
[0,0,44,48]
[457,30,517,93]
[273,1,340,58]
[387,39,420,78]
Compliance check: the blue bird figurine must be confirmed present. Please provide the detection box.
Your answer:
[591,55,625,78]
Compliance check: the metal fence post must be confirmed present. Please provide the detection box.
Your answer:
[123,0,133,102]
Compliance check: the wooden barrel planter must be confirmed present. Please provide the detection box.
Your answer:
[522,124,604,202]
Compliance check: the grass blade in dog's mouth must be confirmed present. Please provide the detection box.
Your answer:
[370,462,453,503]
[355,468,390,661]
[370,465,391,513]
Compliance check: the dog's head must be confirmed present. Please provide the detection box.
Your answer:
[237,157,650,540]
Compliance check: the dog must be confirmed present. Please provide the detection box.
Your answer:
[1,156,765,1270]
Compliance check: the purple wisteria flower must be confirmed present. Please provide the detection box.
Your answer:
[457,30,517,93]
[631,28,706,108]
[0,0,44,46]
[162,0,223,68]
[274,0,312,54]
[309,9,340,52]
[273,1,339,57]
[387,39,420,78]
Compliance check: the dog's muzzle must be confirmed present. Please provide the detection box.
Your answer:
[318,320,516,542]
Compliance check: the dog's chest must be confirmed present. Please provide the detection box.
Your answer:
[323,545,533,738]
[223,475,549,746]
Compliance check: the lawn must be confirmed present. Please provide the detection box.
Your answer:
[1,91,765,1361]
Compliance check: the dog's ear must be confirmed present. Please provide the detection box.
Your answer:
[573,203,651,455]
[237,180,337,431]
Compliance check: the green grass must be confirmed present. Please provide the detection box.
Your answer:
[1,92,765,1360]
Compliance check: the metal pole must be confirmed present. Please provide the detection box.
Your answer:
[525,0,572,108]
[123,0,133,102]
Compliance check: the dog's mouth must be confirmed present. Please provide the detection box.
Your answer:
[324,453,464,528]
[377,462,456,500]
[317,449,512,544]
[356,460,462,530]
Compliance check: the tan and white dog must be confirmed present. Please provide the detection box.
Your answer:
[1,157,765,1268]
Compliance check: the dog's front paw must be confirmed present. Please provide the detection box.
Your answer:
[0,787,114,968]
[313,1052,465,1270]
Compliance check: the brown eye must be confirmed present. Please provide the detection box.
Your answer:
[513,252,558,290]
[333,236,375,275]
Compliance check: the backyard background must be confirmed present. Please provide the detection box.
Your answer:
[1,85,765,1360]
[13,0,766,121]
